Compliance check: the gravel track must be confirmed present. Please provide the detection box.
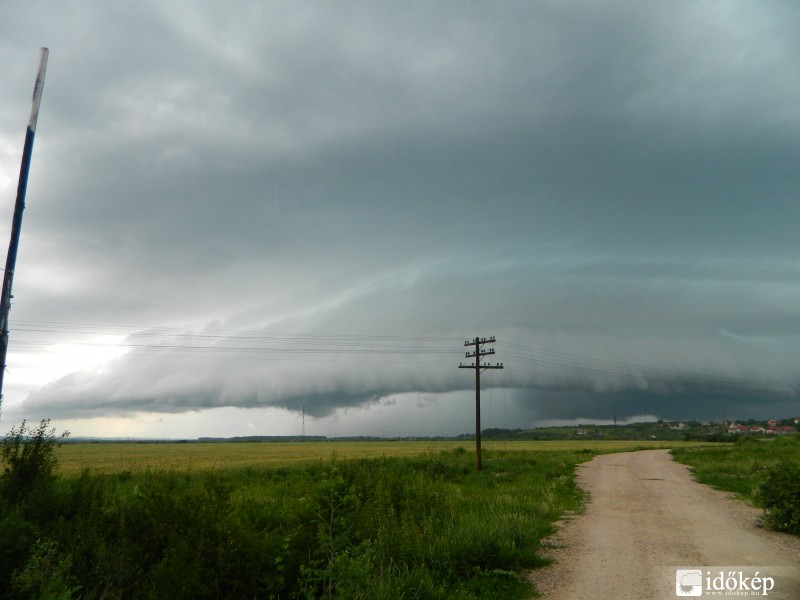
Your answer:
[528,449,800,599]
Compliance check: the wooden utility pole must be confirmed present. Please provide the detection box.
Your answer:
[459,336,503,470]
[0,47,49,418]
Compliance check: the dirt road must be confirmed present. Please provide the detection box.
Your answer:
[528,450,800,599]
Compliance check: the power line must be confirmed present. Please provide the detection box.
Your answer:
[5,318,798,395]
[6,320,466,366]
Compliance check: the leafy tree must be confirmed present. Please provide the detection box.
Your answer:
[1,419,69,504]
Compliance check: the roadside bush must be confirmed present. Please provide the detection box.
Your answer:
[0,419,71,597]
[758,461,800,534]
[0,508,37,593]
[1,419,69,505]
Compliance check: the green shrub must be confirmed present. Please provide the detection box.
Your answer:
[758,461,800,534]
[0,508,37,593]
[1,419,69,505]
[11,538,80,600]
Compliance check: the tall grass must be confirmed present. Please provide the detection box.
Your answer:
[671,436,799,500]
[671,435,800,534]
[2,447,593,599]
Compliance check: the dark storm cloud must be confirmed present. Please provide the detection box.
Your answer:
[2,1,800,428]
[513,388,799,424]
[19,255,800,421]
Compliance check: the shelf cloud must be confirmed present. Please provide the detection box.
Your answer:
[2,1,800,435]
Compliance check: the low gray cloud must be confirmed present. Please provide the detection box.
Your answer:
[2,1,800,433]
[17,255,800,423]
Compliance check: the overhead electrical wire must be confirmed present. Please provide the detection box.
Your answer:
[8,319,464,363]
[7,319,797,392]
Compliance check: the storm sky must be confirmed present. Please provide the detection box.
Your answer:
[1,1,799,438]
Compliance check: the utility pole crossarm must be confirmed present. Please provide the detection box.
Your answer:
[465,348,495,358]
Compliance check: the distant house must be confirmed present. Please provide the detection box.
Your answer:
[749,425,765,433]
[729,424,751,434]
[575,429,587,436]
[764,425,796,435]
[764,426,795,435]
[767,419,780,427]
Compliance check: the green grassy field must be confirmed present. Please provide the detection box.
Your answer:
[9,422,798,599]
[671,435,800,501]
[55,439,700,475]
[2,437,723,599]
[672,435,800,536]
[7,442,612,599]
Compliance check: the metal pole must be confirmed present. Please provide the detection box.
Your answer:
[0,47,49,417]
